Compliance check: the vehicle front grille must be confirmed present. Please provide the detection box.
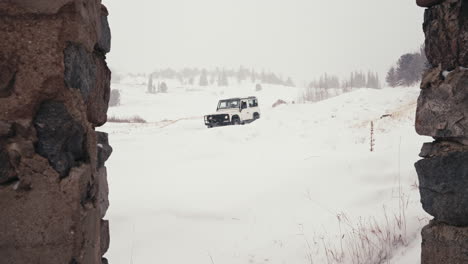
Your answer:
[206,114,230,124]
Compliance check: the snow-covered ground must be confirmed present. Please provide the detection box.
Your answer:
[101,81,430,264]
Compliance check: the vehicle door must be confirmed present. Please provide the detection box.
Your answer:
[240,100,250,121]
[248,98,257,119]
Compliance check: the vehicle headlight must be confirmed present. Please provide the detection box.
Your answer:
[209,116,213,120]
[225,115,228,119]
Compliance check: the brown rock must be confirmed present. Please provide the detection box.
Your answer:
[0,143,18,185]
[33,101,87,178]
[421,221,468,264]
[98,167,109,218]
[0,121,12,137]
[416,68,468,140]
[417,0,445,7]
[0,61,16,98]
[64,43,111,126]
[96,4,111,55]
[100,220,110,256]
[423,0,468,69]
[97,132,113,168]
[87,54,111,126]
[416,151,468,226]
[0,165,100,264]
[419,141,468,158]
[0,0,74,14]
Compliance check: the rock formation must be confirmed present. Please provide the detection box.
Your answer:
[415,0,468,263]
[0,0,112,263]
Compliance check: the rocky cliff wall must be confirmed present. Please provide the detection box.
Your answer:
[0,1,112,263]
[415,0,468,263]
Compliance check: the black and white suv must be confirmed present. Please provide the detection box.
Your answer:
[204,96,261,128]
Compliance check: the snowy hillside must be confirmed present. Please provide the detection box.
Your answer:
[101,81,430,264]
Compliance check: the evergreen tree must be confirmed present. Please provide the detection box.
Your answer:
[218,70,229,86]
[386,67,399,87]
[147,74,154,93]
[285,77,295,87]
[251,69,256,83]
[199,69,209,86]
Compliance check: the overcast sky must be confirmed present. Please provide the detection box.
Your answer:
[105,0,425,83]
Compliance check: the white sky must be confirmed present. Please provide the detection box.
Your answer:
[105,0,425,83]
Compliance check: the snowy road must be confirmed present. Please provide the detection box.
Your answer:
[102,85,429,264]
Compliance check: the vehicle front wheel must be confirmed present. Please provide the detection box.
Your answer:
[231,117,240,125]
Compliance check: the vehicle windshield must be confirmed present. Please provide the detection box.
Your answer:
[217,99,240,110]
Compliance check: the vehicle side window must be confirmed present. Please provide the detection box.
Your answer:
[249,99,258,107]
[241,101,248,109]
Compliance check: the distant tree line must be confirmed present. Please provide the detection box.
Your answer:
[302,70,381,103]
[149,66,296,87]
[386,46,428,87]
[308,71,381,90]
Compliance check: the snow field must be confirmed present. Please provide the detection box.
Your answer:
[102,81,429,264]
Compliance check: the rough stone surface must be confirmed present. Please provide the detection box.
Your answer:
[0,145,18,185]
[98,167,109,218]
[100,220,110,255]
[417,0,468,262]
[97,132,113,168]
[0,60,16,98]
[0,121,12,137]
[88,54,111,126]
[415,67,468,141]
[419,140,468,158]
[421,221,468,264]
[64,42,111,126]
[416,151,468,226]
[417,0,446,8]
[0,0,111,263]
[34,101,87,178]
[423,0,468,69]
[64,42,97,101]
[97,5,111,54]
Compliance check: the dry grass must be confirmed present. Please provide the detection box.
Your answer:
[314,186,411,264]
[108,115,147,124]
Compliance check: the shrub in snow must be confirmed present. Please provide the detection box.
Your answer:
[159,82,168,93]
[255,83,263,92]
[109,89,121,107]
[108,115,147,123]
[272,99,287,108]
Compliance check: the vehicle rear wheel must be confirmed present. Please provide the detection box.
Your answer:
[253,113,260,120]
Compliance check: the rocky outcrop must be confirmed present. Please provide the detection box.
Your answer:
[416,67,468,142]
[422,0,468,70]
[34,101,88,178]
[416,0,468,263]
[417,0,446,8]
[421,221,468,263]
[0,0,112,263]
[416,150,468,226]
